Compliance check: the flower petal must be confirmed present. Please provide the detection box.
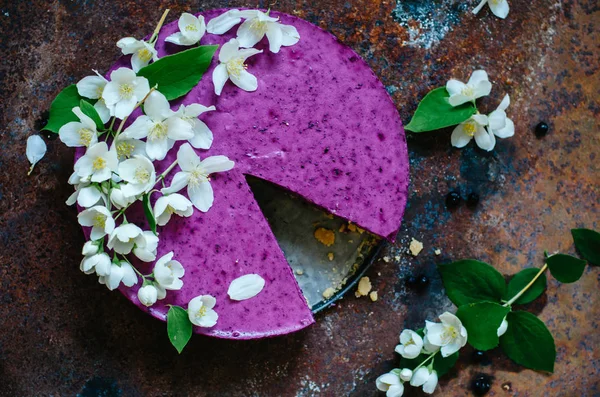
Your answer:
[489,0,509,18]
[26,135,47,174]
[230,69,258,92]
[237,19,265,48]
[200,155,235,174]
[219,38,240,63]
[422,370,438,394]
[266,23,284,53]
[206,10,242,35]
[410,368,430,387]
[227,274,266,301]
[188,180,214,212]
[122,116,153,139]
[474,125,496,151]
[280,24,300,47]
[144,91,172,121]
[494,118,515,138]
[467,70,489,86]
[161,171,189,195]
[446,79,467,96]
[450,124,472,148]
[212,63,229,96]
[77,75,106,99]
[189,120,214,149]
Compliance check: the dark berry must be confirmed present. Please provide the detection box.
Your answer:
[445,191,462,209]
[472,350,491,365]
[406,274,428,291]
[471,374,492,396]
[467,192,480,208]
[535,121,549,138]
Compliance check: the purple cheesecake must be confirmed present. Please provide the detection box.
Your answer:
[87,9,409,339]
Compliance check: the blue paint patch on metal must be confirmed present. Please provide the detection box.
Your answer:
[391,0,469,49]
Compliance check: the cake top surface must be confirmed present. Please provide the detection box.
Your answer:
[89,8,409,339]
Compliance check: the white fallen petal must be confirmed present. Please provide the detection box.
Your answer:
[26,135,47,175]
[227,274,265,301]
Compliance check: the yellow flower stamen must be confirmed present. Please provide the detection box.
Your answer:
[461,86,475,97]
[226,58,247,78]
[93,214,106,228]
[137,48,153,63]
[188,168,208,188]
[185,24,198,32]
[463,122,477,137]
[78,128,94,147]
[196,305,207,318]
[119,83,134,99]
[250,19,269,35]
[92,157,106,171]
[148,122,168,141]
[134,166,150,183]
[116,142,135,159]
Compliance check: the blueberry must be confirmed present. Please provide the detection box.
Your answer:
[467,192,480,208]
[406,274,428,291]
[471,374,492,396]
[472,350,491,365]
[445,191,462,209]
[535,122,549,138]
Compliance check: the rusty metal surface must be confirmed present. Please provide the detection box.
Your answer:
[0,0,599,396]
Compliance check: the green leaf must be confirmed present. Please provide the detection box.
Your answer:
[500,311,556,372]
[571,228,600,266]
[399,351,459,377]
[546,254,586,283]
[167,305,192,354]
[438,260,506,307]
[79,99,105,131]
[42,84,82,133]
[142,193,157,235]
[405,87,477,133]
[138,45,218,100]
[504,268,547,304]
[456,302,510,351]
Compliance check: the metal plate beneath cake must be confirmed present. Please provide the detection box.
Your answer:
[246,176,381,311]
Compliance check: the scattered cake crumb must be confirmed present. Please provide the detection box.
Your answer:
[383,256,390,263]
[325,213,334,219]
[347,223,357,232]
[314,227,335,246]
[355,276,372,297]
[348,240,354,243]
[394,255,400,261]
[434,248,441,256]
[369,291,378,302]
[409,238,424,256]
[295,268,304,275]
[322,287,335,299]
[378,272,381,276]
[339,224,346,233]
[328,252,334,261]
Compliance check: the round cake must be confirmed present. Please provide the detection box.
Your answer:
[82,8,409,339]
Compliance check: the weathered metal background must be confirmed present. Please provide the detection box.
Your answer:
[0,0,598,396]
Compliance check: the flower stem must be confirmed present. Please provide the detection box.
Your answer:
[414,351,437,371]
[503,263,548,307]
[150,9,170,44]
[159,160,178,180]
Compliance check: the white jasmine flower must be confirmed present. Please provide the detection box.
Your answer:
[473,0,509,19]
[138,284,158,307]
[161,143,235,212]
[117,37,158,72]
[187,295,218,327]
[446,70,492,107]
[497,317,508,337]
[487,94,514,139]
[451,114,496,151]
[425,312,468,357]
[153,252,184,290]
[212,38,262,96]
[395,329,424,359]
[153,193,194,226]
[112,136,146,161]
[176,103,216,150]
[58,107,99,148]
[26,135,47,176]
[117,155,156,197]
[102,67,150,119]
[122,91,193,160]
[76,70,112,123]
[422,334,441,354]
[227,274,265,301]
[236,10,300,53]
[165,13,206,46]
[109,186,136,209]
[82,240,99,256]
[74,142,119,182]
[410,368,438,395]
[100,261,138,290]
[132,231,159,262]
[78,205,115,240]
[107,223,143,255]
[376,369,404,397]
[399,369,413,382]
[80,252,111,276]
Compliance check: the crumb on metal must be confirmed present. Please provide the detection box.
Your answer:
[409,238,424,256]
[434,248,441,255]
[323,287,335,299]
[328,252,334,261]
[369,291,378,302]
[314,227,335,246]
[355,276,372,297]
